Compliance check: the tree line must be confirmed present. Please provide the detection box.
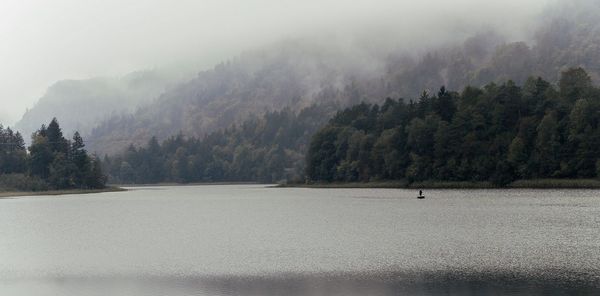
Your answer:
[306,68,600,186]
[102,104,336,184]
[0,118,106,191]
[5,69,599,188]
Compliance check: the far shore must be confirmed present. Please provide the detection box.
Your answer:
[279,179,600,189]
[0,186,126,199]
[114,182,261,187]
[5,179,597,198]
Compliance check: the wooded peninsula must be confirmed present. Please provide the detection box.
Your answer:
[0,119,107,194]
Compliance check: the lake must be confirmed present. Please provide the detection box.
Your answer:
[1,185,599,295]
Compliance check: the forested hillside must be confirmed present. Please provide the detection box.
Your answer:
[307,68,600,186]
[102,104,337,183]
[87,41,385,156]
[87,0,600,156]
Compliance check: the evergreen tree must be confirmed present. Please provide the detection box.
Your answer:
[29,133,53,179]
[534,112,561,177]
[71,132,91,187]
[46,118,69,154]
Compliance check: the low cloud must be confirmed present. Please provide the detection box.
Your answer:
[0,0,550,125]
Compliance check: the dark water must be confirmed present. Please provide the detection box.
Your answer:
[1,185,599,295]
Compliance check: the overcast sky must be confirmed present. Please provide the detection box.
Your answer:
[0,0,550,125]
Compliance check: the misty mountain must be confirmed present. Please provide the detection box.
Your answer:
[87,40,387,155]
[14,69,190,141]
[85,34,503,156]
[85,0,600,156]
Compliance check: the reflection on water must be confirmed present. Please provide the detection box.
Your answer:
[3,273,599,296]
[0,185,599,295]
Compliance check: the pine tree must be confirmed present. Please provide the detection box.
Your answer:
[46,118,69,154]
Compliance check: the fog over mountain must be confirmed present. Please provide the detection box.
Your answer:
[10,0,598,157]
[85,0,600,156]
[13,68,194,142]
[2,0,549,126]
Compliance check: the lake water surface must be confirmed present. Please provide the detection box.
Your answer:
[1,185,599,295]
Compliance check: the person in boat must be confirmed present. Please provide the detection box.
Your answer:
[419,190,423,197]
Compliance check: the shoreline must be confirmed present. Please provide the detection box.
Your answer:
[0,186,126,199]
[113,182,261,187]
[3,179,598,197]
[279,179,600,189]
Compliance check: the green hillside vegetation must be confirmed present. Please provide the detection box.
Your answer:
[306,68,600,186]
[0,119,106,192]
[102,104,336,184]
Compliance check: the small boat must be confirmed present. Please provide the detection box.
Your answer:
[417,195,425,199]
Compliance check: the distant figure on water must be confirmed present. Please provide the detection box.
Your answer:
[418,190,425,199]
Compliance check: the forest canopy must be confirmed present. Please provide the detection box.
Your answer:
[102,104,337,184]
[306,68,600,186]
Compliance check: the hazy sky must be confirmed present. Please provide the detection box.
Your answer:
[0,0,550,125]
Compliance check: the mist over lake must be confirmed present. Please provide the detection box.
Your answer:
[1,185,599,295]
[2,1,600,294]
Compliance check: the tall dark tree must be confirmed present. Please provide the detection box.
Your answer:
[435,86,457,122]
[29,133,53,179]
[70,132,91,187]
[46,118,69,154]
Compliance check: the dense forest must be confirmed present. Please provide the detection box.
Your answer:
[102,104,336,184]
[307,68,600,186]
[103,68,600,186]
[0,119,106,191]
